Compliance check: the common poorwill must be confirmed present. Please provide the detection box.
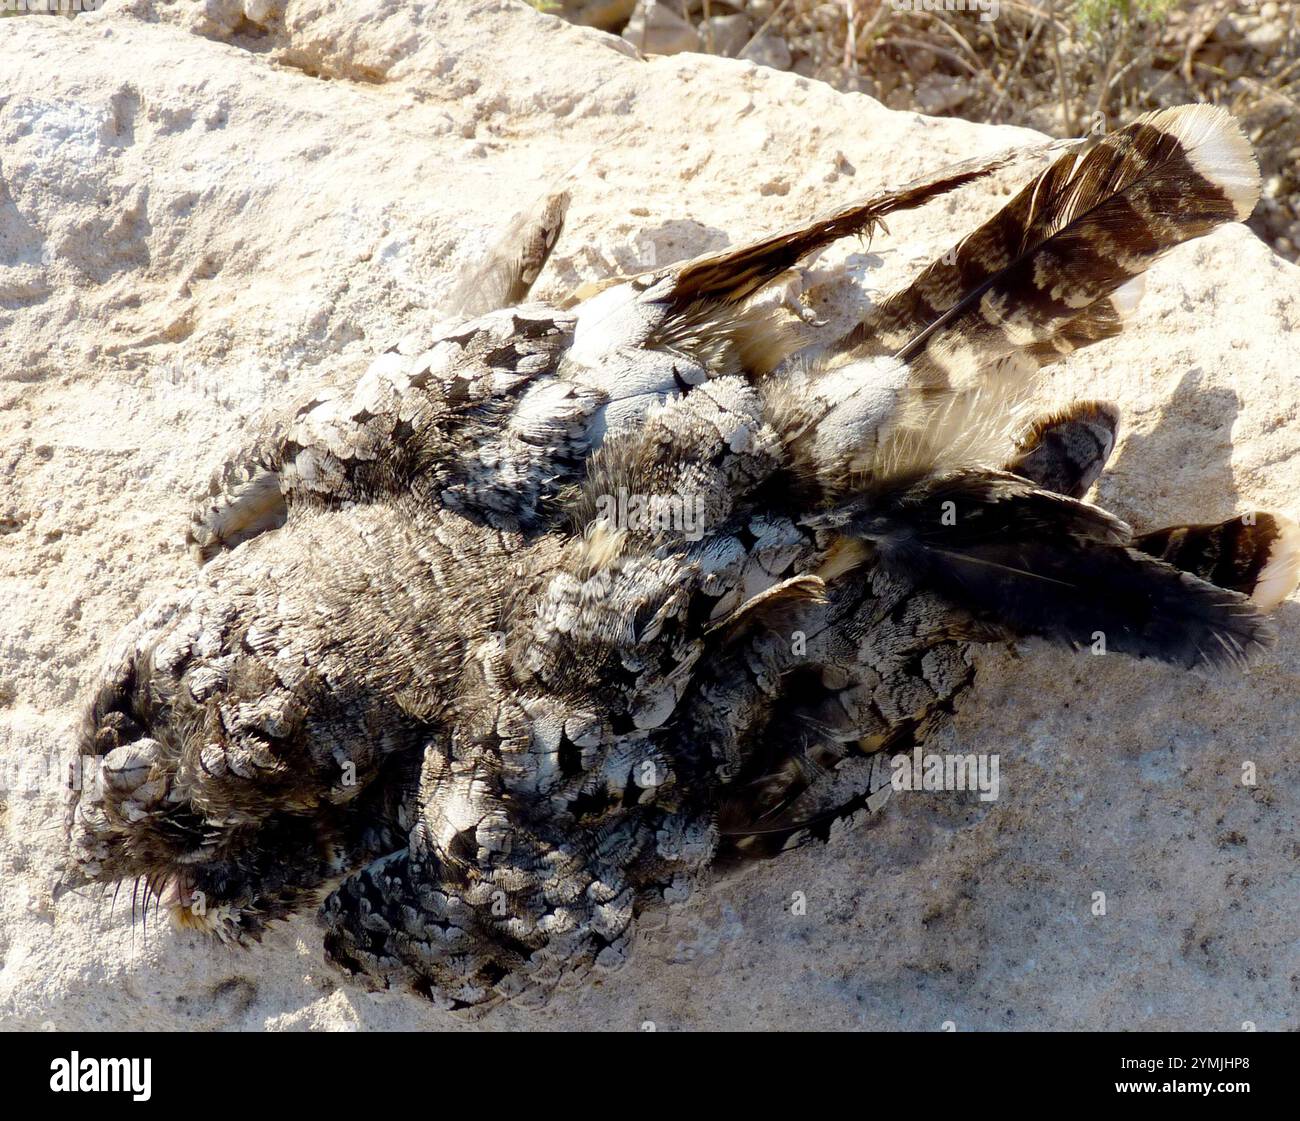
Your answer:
[63,105,1299,1010]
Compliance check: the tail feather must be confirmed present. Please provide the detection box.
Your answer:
[1020,275,1145,365]
[1135,513,1300,611]
[814,470,1271,669]
[838,105,1260,386]
[782,107,1259,499]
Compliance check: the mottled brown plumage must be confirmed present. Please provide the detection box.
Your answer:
[62,105,1296,1010]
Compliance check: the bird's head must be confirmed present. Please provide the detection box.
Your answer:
[59,591,379,944]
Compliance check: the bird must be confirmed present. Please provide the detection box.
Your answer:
[62,104,1299,1010]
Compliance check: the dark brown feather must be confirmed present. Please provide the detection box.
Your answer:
[838,106,1259,385]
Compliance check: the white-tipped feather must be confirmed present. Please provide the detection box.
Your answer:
[1251,514,1300,610]
[1149,104,1261,222]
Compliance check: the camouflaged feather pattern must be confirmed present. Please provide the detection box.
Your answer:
[63,106,1300,1010]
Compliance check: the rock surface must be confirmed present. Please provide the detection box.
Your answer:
[0,0,1297,1031]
